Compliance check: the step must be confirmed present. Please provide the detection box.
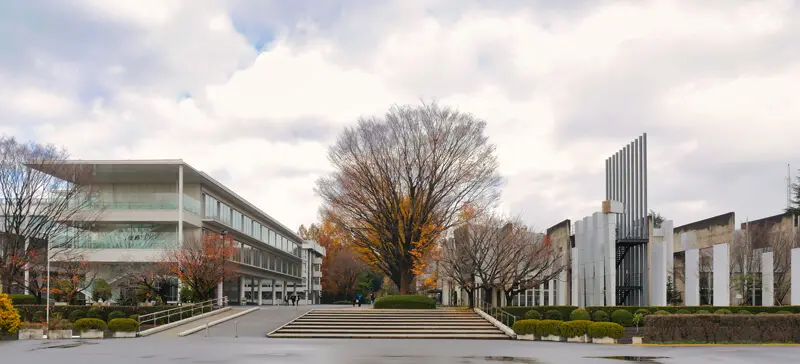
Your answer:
[277,329,504,334]
[268,333,510,339]
[286,323,495,328]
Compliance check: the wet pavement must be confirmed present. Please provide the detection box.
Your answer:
[1,337,798,363]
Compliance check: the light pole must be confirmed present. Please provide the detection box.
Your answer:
[45,236,51,338]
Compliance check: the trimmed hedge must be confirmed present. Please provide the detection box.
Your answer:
[560,320,592,338]
[645,314,800,343]
[652,310,670,315]
[570,308,591,321]
[592,310,609,322]
[512,319,538,335]
[9,294,36,305]
[68,309,86,322]
[737,309,752,315]
[13,305,175,322]
[523,310,541,320]
[373,295,435,309]
[588,322,625,339]
[87,307,104,320]
[635,308,651,316]
[74,318,107,332]
[714,309,732,315]
[32,310,46,322]
[544,310,563,321]
[588,306,800,317]
[534,320,561,337]
[676,309,692,314]
[108,311,127,321]
[108,318,139,332]
[696,310,711,314]
[503,306,577,320]
[611,309,634,326]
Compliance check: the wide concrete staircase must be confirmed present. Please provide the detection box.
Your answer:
[268,309,510,339]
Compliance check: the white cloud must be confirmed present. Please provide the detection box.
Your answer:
[6,88,77,119]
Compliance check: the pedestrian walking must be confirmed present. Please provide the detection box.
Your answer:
[370,293,375,305]
[357,294,362,307]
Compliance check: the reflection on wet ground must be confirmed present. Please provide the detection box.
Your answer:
[585,356,669,363]
[30,341,98,351]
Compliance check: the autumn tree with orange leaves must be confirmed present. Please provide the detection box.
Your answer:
[165,232,237,301]
[316,102,501,294]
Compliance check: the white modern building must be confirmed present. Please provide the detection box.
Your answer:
[300,240,325,304]
[28,159,320,305]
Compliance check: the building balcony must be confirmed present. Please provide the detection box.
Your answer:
[312,284,322,291]
[60,231,179,250]
[312,257,322,264]
[312,271,322,278]
[88,194,201,215]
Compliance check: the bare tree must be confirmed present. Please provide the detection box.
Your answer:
[499,227,566,305]
[770,228,799,305]
[164,233,237,302]
[316,102,502,294]
[729,229,762,306]
[0,136,101,294]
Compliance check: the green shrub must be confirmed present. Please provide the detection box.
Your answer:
[560,320,591,338]
[714,309,732,315]
[92,279,112,302]
[777,311,793,314]
[108,318,139,332]
[592,310,610,322]
[68,309,86,322]
[523,309,541,320]
[74,318,107,332]
[587,306,800,317]
[544,310,563,321]
[570,308,591,321]
[107,311,126,321]
[502,306,577,320]
[611,309,634,326]
[587,322,625,339]
[373,295,435,309]
[652,310,670,315]
[534,320,561,337]
[180,285,196,303]
[696,310,711,314]
[129,314,139,321]
[676,309,692,314]
[12,304,176,322]
[758,312,770,315]
[32,310,46,322]
[87,307,104,320]
[736,309,752,315]
[9,294,36,305]
[512,319,539,335]
[635,308,650,316]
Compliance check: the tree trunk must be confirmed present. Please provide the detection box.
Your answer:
[466,288,475,308]
[399,270,412,295]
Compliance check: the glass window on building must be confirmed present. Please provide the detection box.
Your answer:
[270,230,276,246]
[233,210,242,230]
[220,203,232,225]
[204,194,218,218]
[243,216,252,235]
[269,255,275,270]
[253,222,261,240]
[261,225,269,243]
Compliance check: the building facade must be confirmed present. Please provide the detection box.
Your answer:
[28,160,319,305]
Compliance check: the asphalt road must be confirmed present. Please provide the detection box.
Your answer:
[2,336,799,363]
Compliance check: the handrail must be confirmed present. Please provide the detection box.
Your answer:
[476,300,518,329]
[137,297,228,333]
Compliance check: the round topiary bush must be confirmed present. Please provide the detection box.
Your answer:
[776,310,793,314]
[714,309,732,315]
[512,319,539,336]
[87,307,104,320]
[544,310,563,321]
[592,310,610,322]
[696,309,711,314]
[523,309,541,320]
[74,318,108,332]
[373,295,435,309]
[0,292,23,335]
[736,309,751,315]
[533,320,561,337]
[611,309,634,326]
[560,320,592,338]
[32,310,46,323]
[570,308,591,321]
[652,310,670,315]
[635,308,650,316]
[129,314,139,321]
[676,309,692,314]
[587,322,625,339]
[68,309,86,323]
[108,318,139,332]
[107,311,126,321]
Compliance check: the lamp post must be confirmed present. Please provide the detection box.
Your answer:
[45,236,51,338]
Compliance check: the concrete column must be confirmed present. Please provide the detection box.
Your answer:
[176,164,184,304]
[571,247,579,307]
[271,279,277,305]
[239,276,246,305]
[216,282,223,306]
[538,283,544,306]
[283,280,287,304]
[713,243,730,306]
[258,279,263,305]
[685,248,700,306]
[650,239,666,306]
[762,252,774,307]
[558,269,568,305]
[792,248,800,305]
[604,212,617,307]
[548,280,555,306]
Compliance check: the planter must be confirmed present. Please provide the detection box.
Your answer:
[112,331,137,338]
[79,330,104,339]
[567,335,588,343]
[592,337,617,344]
[18,328,44,340]
[517,334,535,341]
[542,335,562,342]
[47,330,73,339]
[632,336,643,345]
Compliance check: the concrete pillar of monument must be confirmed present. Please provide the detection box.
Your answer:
[258,279,263,305]
[762,252,774,307]
[713,243,730,306]
[792,248,800,305]
[685,248,700,306]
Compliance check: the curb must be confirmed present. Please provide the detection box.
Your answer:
[138,307,231,337]
[178,307,260,337]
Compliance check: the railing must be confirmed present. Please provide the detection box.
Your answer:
[476,300,518,329]
[137,297,228,333]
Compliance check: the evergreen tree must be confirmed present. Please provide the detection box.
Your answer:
[787,171,800,216]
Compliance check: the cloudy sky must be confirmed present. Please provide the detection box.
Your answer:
[1,0,798,232]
